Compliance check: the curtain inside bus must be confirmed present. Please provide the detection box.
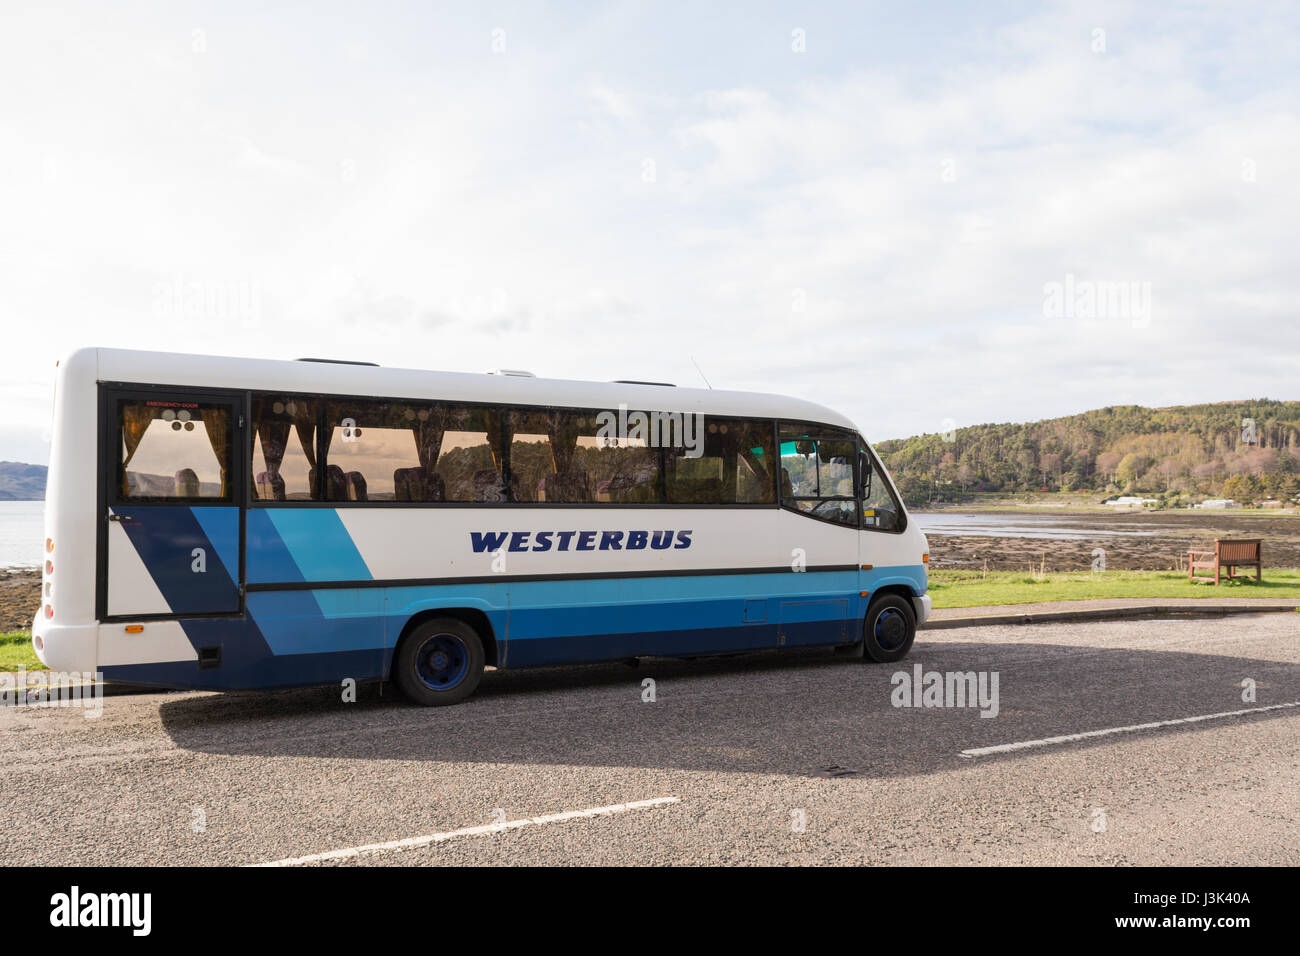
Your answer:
[200,407,229,496]
[119,404,154,497]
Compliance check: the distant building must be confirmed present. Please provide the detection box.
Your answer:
[1107,496,1158,507]
[1195,499,1241,509]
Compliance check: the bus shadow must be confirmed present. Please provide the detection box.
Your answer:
[155,637,1300,779]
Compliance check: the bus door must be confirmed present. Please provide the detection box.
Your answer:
[100,387,245,619]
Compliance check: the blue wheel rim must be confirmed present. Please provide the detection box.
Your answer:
[874,608,907,651]
[415,634,470,691]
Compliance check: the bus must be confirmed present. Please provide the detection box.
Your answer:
[33,348,930,705]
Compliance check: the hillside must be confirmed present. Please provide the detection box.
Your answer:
[0,461,46,500]
[875,399,1300,507]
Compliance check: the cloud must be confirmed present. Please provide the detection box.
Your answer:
[589,84,635,121]
[0,0,1297,462]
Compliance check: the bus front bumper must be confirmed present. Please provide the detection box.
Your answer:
[912,594,932,627]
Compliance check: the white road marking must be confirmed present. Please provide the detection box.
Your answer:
[249,796,681,866]
[960,701,1300,758]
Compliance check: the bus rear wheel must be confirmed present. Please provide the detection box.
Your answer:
[863,595,916,663]
[394,617,485,706]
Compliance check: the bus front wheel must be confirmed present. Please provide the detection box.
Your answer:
[394,617,485,706]
[862,595,916,663]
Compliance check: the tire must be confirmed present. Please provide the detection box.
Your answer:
[862,594,916,663]
[393,617,485,706]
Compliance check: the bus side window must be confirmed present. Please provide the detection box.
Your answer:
[507,409,556,503]
[119,400,231,501]
[664,418,775,505]
[861,451,903,532]
[435,406,500,502]
[250,396,319,500]
[322,400,428,502]
[578,410,663,504]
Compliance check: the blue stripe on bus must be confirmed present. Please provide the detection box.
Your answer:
[239,572,868,660]
[190,507,240,584]
[245,509,306,584]
[503,623,782,667]
[264,509,372,582]
[100,649,382,691]
[248,589,386,656]
[99,564,925,690]
[119,506,240,614]
[375,567,921,618]
[397,570,860,640]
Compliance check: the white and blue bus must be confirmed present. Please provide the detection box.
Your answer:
[33,348,930,705]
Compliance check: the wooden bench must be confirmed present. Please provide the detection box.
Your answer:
[1188,539,1262,585]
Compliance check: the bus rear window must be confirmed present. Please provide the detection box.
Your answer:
[118,399,232,500]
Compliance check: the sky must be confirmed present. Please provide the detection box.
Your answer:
[1,0,1298,465]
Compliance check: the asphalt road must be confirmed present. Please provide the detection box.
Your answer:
[3,613,1298,865]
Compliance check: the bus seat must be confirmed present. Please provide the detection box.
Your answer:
[603,474,635,502]
[543,470,592,503]
[256,471,286,501]
[325,464,348,500]
[472,469,508,502]
[781,467,794,499]
[393,467,418,501]
[174,468,200,497]
[346,471,368,501]
[394,467,444,502]
[669,476,723,503]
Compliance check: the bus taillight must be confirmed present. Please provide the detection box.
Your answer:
[45,538,54,553]
[44,605,54,619]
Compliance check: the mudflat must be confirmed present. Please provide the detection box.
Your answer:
[1,569,39,631]
[925,509,1300,572]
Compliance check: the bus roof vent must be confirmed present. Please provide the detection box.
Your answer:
[612,380,676,387]
[296,358,380,367]
[486,369,536,377]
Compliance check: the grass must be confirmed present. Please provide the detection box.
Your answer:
[0,631,42,672]
[928,567,1300,609]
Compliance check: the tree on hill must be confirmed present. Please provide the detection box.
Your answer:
[874,399,1300,507]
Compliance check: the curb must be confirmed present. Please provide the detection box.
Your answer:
[923,604,1300,630]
